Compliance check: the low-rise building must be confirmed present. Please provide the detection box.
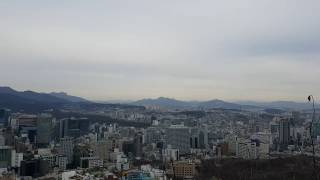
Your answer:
[171,161,196,179]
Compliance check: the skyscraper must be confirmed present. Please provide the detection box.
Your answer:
[166,125,191,154]
[279,117,290,150]
[0,109,10,127]
[134,132,143,157]
[59,117,88,138]
[36,113,53,147]
[190,125,208,150]
[0,146,12,168]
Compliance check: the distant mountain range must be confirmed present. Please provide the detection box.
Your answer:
[0,87,146,113]
[0,86,89,103]
[132,97,312,110]
[133,97,193,109]
[0,86,91,112]
[50,92,88,102]
[0,86,313,111]
[235,101,312,110]
[132,97,255,110]
[0,87,67,103]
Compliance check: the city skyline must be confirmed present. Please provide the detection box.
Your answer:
[1,0,320,101]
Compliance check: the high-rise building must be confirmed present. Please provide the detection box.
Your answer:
[189,125,208,150]
[0,134,5,146]
[199,124,209,149]
[11,149,23,168]
[190,128,199,149]
[279,117,290,150]
[36,113,53,147]
[60,118,81,138]
[59,137,74,164]
[190,135,199,149]
[59,117,89,138]
[17,114,38,144]
[312,121,320,137]
[134,132,143,157]
[166,125,191,154]
[0,109,10,126]
[0,146,12,168]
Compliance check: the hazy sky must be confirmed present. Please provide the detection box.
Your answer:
[1,0,320,101]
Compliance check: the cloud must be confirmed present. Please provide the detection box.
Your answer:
[0,0,320,101]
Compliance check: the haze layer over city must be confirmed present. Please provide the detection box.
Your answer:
[1,1,320,180]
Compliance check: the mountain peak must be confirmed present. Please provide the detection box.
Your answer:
[207,99,223,102]
[51,92,68,96]
[0,86,89,105]
[0,86,17,94]
[50,92,89,102]
[132,97,241,110]
[157,97,176,101]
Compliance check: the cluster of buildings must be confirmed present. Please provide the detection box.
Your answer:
[216,111,319,161]
[0,106,318,179]
[0,108,197,179]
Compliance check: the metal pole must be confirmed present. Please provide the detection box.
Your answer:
[308,95,318,180]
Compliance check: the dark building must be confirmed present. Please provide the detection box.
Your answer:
[0,109,11,127]
[71,144,90,168]
[59,118,69,138]
[17,115,38,144]
[122,140,135,157]
[59,117,90,138]
[20,159,49,178]
[279,117,291,150]
[0,146,12,168]
[190,127,208,149]
[3,128,14,146]
[134,132,143,157]
[190,136,199,149]
[20,127,37,144]
[36,114,53,147]
[17,115,37,128]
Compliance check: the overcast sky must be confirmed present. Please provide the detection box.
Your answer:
[1,0,320,101]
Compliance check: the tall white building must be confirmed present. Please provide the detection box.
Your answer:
[57,155,68,170]
[251,132,271,156]
[236,139,258,159]
[11,149,23,168]
[116,154,129,171]
[162,145,179,161]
